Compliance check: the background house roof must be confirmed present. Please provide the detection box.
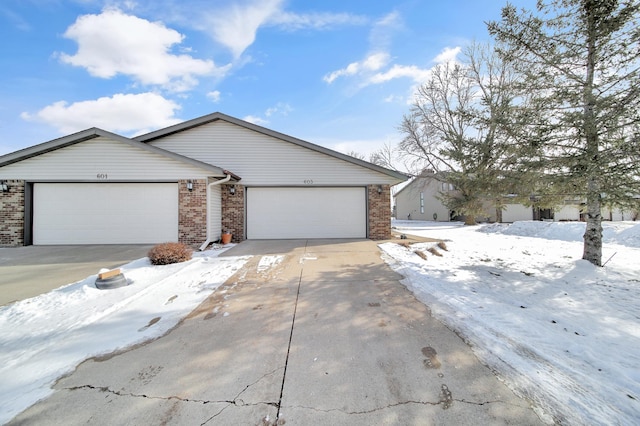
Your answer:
[394,171,448,197]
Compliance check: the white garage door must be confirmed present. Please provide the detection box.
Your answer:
[33,183,178,244]
[247,187,366,239]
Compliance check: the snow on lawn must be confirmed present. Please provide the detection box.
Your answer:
[381,220,640,425]
[0,247,250,425]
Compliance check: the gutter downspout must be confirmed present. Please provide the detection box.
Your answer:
[199,174,232,251]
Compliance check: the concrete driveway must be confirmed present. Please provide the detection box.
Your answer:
[0,245,153,306]
[7,239,544,425]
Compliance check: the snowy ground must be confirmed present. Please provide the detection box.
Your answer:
[2,223,639,425]
[0,247,250,425]
[382,220,640,425]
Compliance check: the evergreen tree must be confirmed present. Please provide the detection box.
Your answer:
[489,0,640,266]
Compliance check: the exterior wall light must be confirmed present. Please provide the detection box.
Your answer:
[186,180,193,192]
[377,185,383,194]
[0,180,8,192]
[229,185,236,195]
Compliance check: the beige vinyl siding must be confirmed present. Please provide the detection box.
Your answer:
[555,205,581,221]
[604,208,630,221]
[208,183,222,240]
[502,204,533,222]
[150,121,396,185]
[395,179,450,221]
[0,137,214,181]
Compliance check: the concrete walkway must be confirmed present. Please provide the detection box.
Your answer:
[8,239,543,425]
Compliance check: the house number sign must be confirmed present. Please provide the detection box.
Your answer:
[303,179,313,184]
[96,173,108,180]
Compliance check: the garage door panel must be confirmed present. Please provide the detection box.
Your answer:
[34,183,178,244]
[247,187,366,239]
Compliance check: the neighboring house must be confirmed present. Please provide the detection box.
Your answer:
[0,112,407,246]
[395,172,454,221]
[395,173,636,223]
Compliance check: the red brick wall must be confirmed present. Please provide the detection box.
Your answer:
[0,180,25,246]
[368,184,392,240]
[178,179,207,247]
[221,184,245,243]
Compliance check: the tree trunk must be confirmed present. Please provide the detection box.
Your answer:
[464,215,477,225]
[583,178,602,266]
[581,4,602,266]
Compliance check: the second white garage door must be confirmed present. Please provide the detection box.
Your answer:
[246,187,367,239]
[33,183,178,244]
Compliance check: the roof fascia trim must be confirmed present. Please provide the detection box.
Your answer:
[0,128,102,167]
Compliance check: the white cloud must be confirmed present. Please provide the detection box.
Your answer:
[323,11,404,85]
[207,90,221,103]
[21,93,181,135]
[369,11,402,51]
[200,0,283,59]
[369,64,432,84]
[243,102,292,126]
[242,115,269,126]
[433,46,461,64]
[323,63,358,84]
[59,9,226,92]
[269,10,368,30]
[2,7,32,31]
[323,52,390,84]
[198,0,367,58]
[384,94,404,103]
[265,102,292,117]
[363,52,390,71]
[325,46,462,88]
[316,135,398,159]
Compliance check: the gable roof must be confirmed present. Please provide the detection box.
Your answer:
[393,171,448,198]
[0,127,237,179]
[134,112,409,182]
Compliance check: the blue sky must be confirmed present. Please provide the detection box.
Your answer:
[0,0,536,158]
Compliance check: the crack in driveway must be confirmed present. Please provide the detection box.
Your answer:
[65,383,279,407]
[63,366,284,425]
[283,397,511,415]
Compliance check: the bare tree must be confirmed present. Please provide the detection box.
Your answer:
[369,141,404,171]
[346,150,367,161]
[398,42,528,225]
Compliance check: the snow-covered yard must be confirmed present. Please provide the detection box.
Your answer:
[0,247,250,425]
[382,220,640,425]
[1,221,638,425]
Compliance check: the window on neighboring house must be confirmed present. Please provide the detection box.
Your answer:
[420,192,424,214]
[442,182,454,191]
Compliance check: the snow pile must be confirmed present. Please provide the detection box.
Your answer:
[0,248,250,425]
[257,254,285,272]
[481,220,640,248]
[382,220,640,425]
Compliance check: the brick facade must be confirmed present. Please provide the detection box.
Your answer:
[0,180,25,246]
[221,184,245,243]
[368,184,392,240]
[178,179,207,247]
[0,180,24,247]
